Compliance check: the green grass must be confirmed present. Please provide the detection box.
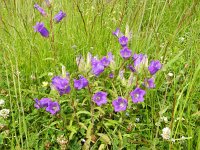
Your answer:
[0,0,200,149]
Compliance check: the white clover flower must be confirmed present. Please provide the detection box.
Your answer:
[0,99,5,106]
[42,81,48,87]
[0,109,10,118]
[161,127,171,140]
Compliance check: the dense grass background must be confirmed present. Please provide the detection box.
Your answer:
[0,0,200,149]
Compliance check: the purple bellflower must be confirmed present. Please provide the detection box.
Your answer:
[100,56,110,67]
[74,76,88,90]
[52,76,71,96]
[145,78,155,88]
[54,11,66,23]
[93,91,108,106]
[109,73,114,78]
[34,4,47,16]
[130,87,146,103]
[127,65,136,72]
[112,97,128,112]
[133,54,148,71]
[34,98,51,109]
[112,28,123,38]
[46,101,60,115]
[119,36,128,47]
[148,60,162,75]
[120,47,132,59]
[91,58,105,76]
[33,22,49,38]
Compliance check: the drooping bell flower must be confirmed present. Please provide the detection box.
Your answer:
[33,22,49,38]
[74,76,88,90]
[51,76,71,96]
[148,60,162,75]
[120,47,132,59]
[34,4,47,16]
[54,11,66,23]
[112,97,128,112]
[93,91,108,106]
[130,87,146,103]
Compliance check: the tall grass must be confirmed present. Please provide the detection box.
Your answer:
[0,0,199,149]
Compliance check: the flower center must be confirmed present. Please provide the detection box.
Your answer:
[134,94,139,98]
[120,102,124,108]
[96,97,101,101]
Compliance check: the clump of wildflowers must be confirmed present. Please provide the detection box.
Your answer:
[34,98,60,115]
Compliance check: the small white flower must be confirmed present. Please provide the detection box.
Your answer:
[179,37,185,42]
[48,72,53,76]
[135,118,140,122]
[161,127,171,140]
[168,72,173,77]
[0,109,10,118]
[0,99,5,106]
[42,81,48,87]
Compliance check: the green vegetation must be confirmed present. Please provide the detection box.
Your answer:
[0,0,199,149]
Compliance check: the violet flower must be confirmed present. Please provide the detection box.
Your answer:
[112,28,123,38]
[91,58,105,76]
[109,73,114,78]
[130,87,146,103]
[74,76,88,90]
[145,78,155,88]
[127,65,136,72]
[119,36,128,47]
[54,11,66,23]
[34,4,47,16]
[93,91,108,106]
[52,76,71,96]
[100,56,110,67]
[120,47,132,59]
[133,54,148,71]
[46,101,60,115]
[112,97,128,112]
[34,98,51,109]
[148,60,162,75]
[33,22,49,37]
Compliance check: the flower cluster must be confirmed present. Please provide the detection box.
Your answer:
[34,98,60,115]
[34,28,162,114]
[33,4,66,37]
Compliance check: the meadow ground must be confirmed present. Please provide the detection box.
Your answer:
[0,0,200,149]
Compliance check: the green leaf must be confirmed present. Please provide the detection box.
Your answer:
[76,111,91,116]
[97,133,111,145]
